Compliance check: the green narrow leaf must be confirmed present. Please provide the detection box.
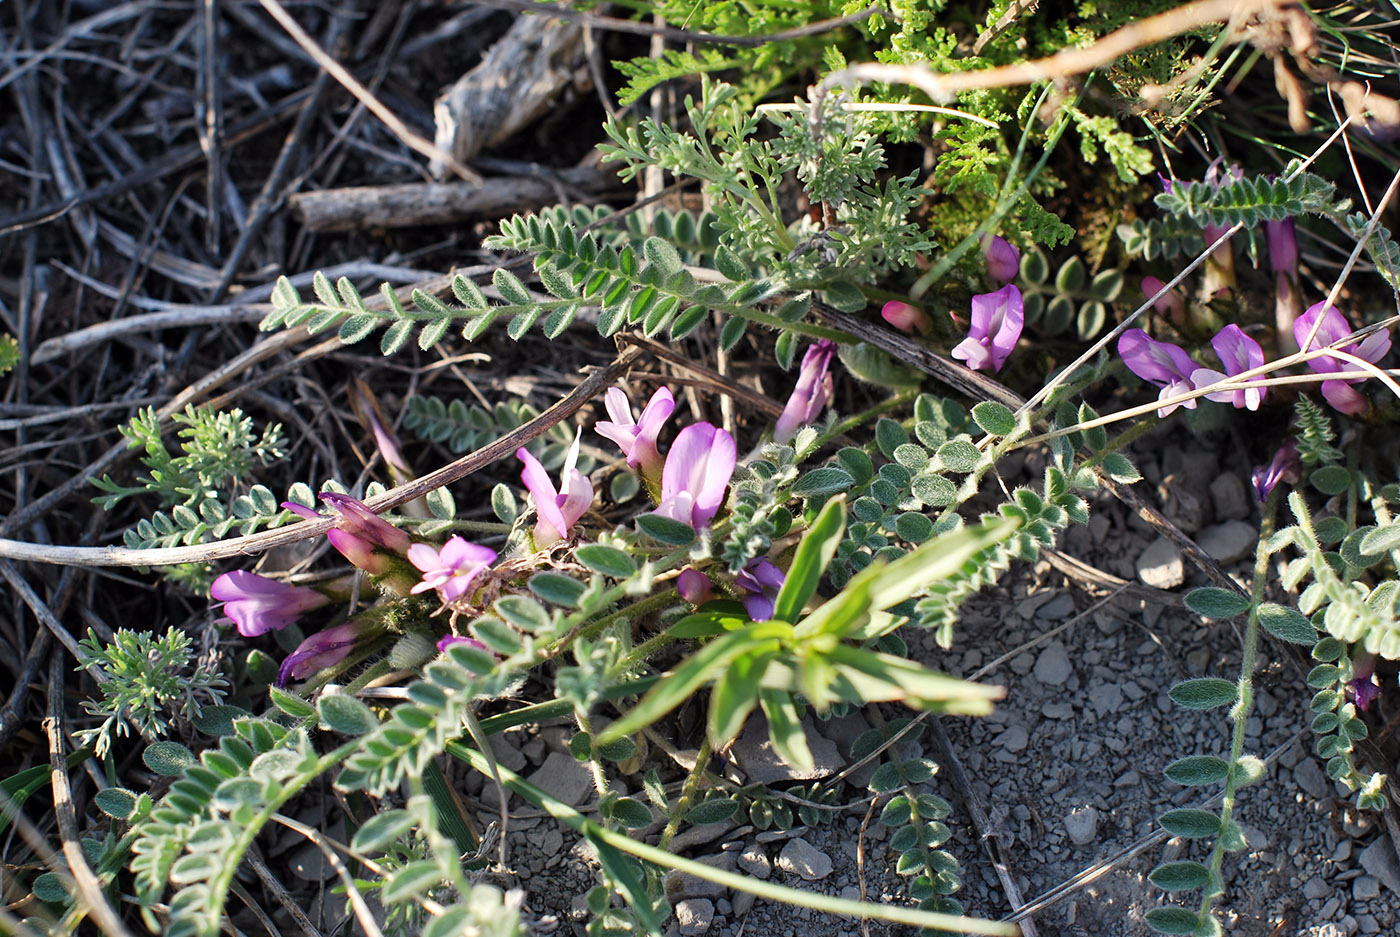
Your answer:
[1158,808,1221,838]
[636,514,696,545]
[318,694,379,736]
[774,496,847,623]
[1144,907,1201,935]
[382,861,444,905]
[1257,603,1317,644]
[574,545,637,579]
[529,572,587,607]
[1147,861,1211,892]
[143,741,196,777]
[759,689,813,773]
[1183,588,1251,619]
[1164,755,1230,787]
[493,268,533,306]
[708,651,778,747]
[1168,678,1238,710]
[971,401,1017,436]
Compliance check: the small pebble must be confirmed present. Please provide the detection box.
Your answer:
[676,899,715,936]
[1033,641,1073,686]
[777,837,833,881]
[1064,806,1099,846]
[997,726,1030,753]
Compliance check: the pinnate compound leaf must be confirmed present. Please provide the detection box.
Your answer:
[1168,678,1237,710]
[1184,588,1250,619]
[1164,755,1230,787]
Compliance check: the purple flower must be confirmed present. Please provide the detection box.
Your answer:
[1266,219,1303,353]
[517,432,593,547]
[1266,218,1298,275]
[654,422,736,530]
[320,493,411,554]
[951,285,1023,373]
[595,386,675,485]
[1117,329,1200,417]
[1251,441,1301,502]
[982,235,1020,287]
[408,536,497,603]
[1141,276,1186,327]
[437,634,490,654]
[277,618,379,686]
[774,340,836,443]
[1347,655,1380,712]
[211,570,330,637]
[1294,302,1392,415]
[1191,325,1267,411]
[881,300,931,335]
[736,559,785,621]
[676,568,716,605]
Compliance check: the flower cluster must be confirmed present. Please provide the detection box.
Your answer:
[951,236,1025,374]
[1120,301,1390,418]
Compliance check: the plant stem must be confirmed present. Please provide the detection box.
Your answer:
[660,736,712,849]
[1198,489,1276,919]
[445,743,1020,936]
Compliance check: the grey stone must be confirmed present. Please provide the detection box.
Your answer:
[738,844,771,880]
[1303,876,1330,900]
[676,898,715,936]
[665,853,734,901]
[777,837,834,881]
[489,732,529,773]
[1010,652,1035,675]
[1196,520,1257,564]
[1033,641,1073,686]
[1292,757,1332,800]
[1064,806,1099,846]
[1088,683,1124,718]
[1359,837,1400,894]
[997,725,1030,753]
[1035,593,1075,620]
[1354,875,1381,901]
[525,751,594,806]
[732,714,843,785]
[1209,473,1251,521]
[538,829,565,857]
[1136,537,1184,589]
[731,890,755,917]
[1042,702,1075,719]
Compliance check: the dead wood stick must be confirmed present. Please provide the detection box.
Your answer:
[290,163,612,233]
[47,655,139,937]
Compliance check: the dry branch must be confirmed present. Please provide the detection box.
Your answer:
[290,160,613,232]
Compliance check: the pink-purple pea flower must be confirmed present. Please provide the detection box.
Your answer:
[654,422,736,530]
[284,494,411,576]
[951,284,1023,374]
[736,559,785,621]
[517,431,593,547]
[1191,325,1267,411]
[277,617,380,687]
[1116,329,1199,417]
[982,235,1020,287]
[408,536,498,604]
[437,634,490,654]
[1267,219,1302,352]
[676,568,716,605]
[1294,302,1392,416]
[774,340,837,444]
[1141,276,1186,328]
[881,300,931,335]
[1251,440,1301,502]
[1346,655,1381,712]
[595,386,675,486]
[211,570,331,637]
